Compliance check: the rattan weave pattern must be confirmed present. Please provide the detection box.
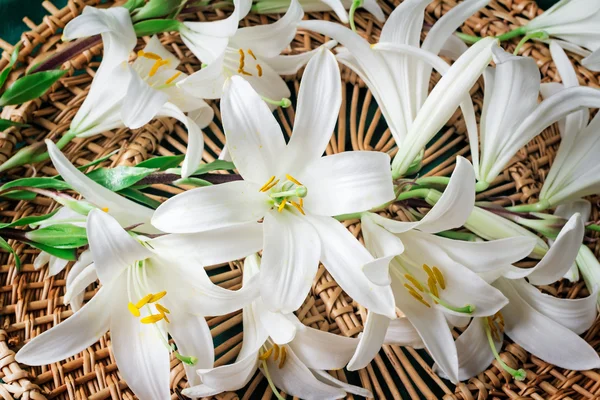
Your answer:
[0,0,599,399]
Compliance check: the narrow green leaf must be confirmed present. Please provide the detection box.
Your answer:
[0,119,29,131]
[118,188,161,209]
[133,19,182,36]
[173,177,212,187]
[0,236,21,272]
[75,149,119,171]
[0,177,70,200]
[27,241,77,261]
[166,160,236,176]
[0,44,21,90]
[25,223,88,249]
[136,154,184,171]
[86,166,158,192]
[0,210,59,229]
[0,69,67,106]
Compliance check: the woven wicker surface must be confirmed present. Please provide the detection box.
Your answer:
[0,0,599,399]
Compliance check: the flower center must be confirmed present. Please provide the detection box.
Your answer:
[259,343,288,369]
[137,50,181,85]
[399,264,475,314]
[127,290,170,323]
[259,174,308,215]
[237,48,263,77]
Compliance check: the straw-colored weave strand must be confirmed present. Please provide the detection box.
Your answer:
[0,0,599,399]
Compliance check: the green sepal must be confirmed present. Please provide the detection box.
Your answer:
[0,69,67,106]
[133,19,182,36]
[0,236,21,272]
[25,224,88,249]
[86,166,158,192]
[131,0,182,22]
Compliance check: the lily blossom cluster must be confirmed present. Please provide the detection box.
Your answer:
[7,0,600,399]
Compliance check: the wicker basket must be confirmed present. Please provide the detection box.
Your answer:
[0,0,599,399]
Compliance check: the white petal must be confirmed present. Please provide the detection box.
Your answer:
[254,301,297,345]
[347,312,389,371]
[177,53,227,100]
[290,320,358,370]
[87,209,153,283]
[64,264,97,310]
[384,317,424,348]
[33,251,50,270]
[555,199,592,223]
[64,249,94,310]
[510,279,597,334]
[188,100,215,128]
[283,48,341,172]
[230,0,303,58]
[312,369,373,399]
[15,286,111,365]
[299,151,394,216]
[261,212,321,313]
[45,140,155,231]
[527,213,584,285]
[152,181,270,233]
[583,48,600,71]
[48,256,69,276]
[221,76,286,182]
[495,278,600,370]
[266,41,337,75]
[361,214,405,285]
[180,28,229,65]
[307,215,396,318]
[149,222,264,266]
[263,346,346,400]
[184,353,259,397]
[110,283,170,400]
[121,65,169,129]
[236,57,291,109]
[361,0,384,21]
[168,311,214,386]
[318,0,349,22]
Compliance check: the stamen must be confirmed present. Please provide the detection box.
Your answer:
[165,71,182,85]
[101,207,109,212]
[259,347,273,360]
[299,198,304,207]
[256,64,263,77]
[290,201,305,215]
[404,274,423,292]
[141,314,165,324]
[161,312,170,323]
[127,302,141,317]
[156,303,170,314]
[278,346,287,368]
[272,343,280,361]
[484,319,526,381]
[239,69,253,76]
[247,49,257,60]
[238,49,252,76]
[432,266,446,289]
[259,176,276,192]
[422,264,435,281]
[285,174,303,186]
[404,283,431,307]
[278,201,287,212]
[135,293,153,309]
[427,276,439,298]
[149,59,169,77]
[149,291,167,303]
[138,50,162,60]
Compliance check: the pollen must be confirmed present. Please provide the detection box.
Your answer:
[149,291,167,303]
[432,266,446,289]
[290,200,305,215]
[165,71,182,85]
[161,312,170,323]
[138,50,162,60]
[141,314,165,324]
[422,264,435,281]
[149,59,169,77]
[278,200,287,212]
[259,176,276,192]
[101,207,109,212]
[155,303,170,314]
[427,276,439,298]
[247,49,257,60]
[256,64,263,77]
[278,346,287,368]
[285,174,303,186]
[135,293,153,309]
[259,347,273,360]
[127,302,140,317]
[404,274,423,292]
[272,343,280,361]
[238,49,253,76]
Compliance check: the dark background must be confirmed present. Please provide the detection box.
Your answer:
[0,0,558,45]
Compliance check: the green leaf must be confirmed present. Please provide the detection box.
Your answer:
[167,160,236,176]
[0,177,71,200]
[173,177,212,187]
[0,119,29,131]
[136,154,184,171]
[0,69,67,106]
[0,236,21,272]
[133,19,182,36]
[75,149,119,171]
[86,166,158,192]
[0,44,21,90]
[27,241,77,261]
[0,209,59,229]
[25,224,88,249]
[118,188,161,209]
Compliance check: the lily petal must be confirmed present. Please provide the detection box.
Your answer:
[64,263,97,311]
[347,312,389,371]
[177,53,227,100]
[254,300,297,344]
[64,249,94,311]
[361,214,405,285]
[266,41,337,75]
[312,369,373,398]
[384,317,424,348]
[121,65,169,129]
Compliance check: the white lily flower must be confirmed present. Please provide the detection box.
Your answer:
[553,200,591,282]
[250,0,384,24]
[16,209,262,399]
[62,6,212,177]
[183,254,372,400]
[444,213,600,381]
[299,0,494,177]
[523,0,600,66]
[353,157,526,383]
[179,0,325,108]
[474,45,600,192]
[154,49,397,318]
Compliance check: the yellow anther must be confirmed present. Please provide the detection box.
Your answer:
[432,266,445,289]
[259,176,276,192]
[101,207,109,212]
[140,314,165,324]
[256,64,263,77]
[278,346,287,368]
[285,174,303,186]
[238,69,253,76]
[165,71,182,85]
[259,347,273,360]
[161,312,170,323]
[427,276,439,298]
[135,294,153,309]
[278,200,287,212]
[149,291,167,303]
[299,198,304,207]
[404,284,431,308]
[138,50,162,60]
[272,343,280,361]
[247,49,257,60]
[238,49,245,64]
[149,59,169,77]
[423,264,435,281]
[290,201,305,215]
[262,179,279,192]
[127,302,140,317]
[370,43,376,49]
[404,274,423,292]
[155,303,170,314]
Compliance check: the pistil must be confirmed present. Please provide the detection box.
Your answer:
[483,317,526,381]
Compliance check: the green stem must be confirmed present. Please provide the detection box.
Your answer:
[30,130,77,164]
[513,30,549,55]
[334,200,394,221]
[349,0,362,33]
[414,176,451,187]
[396,188,430,202]
[484,321,526,381]
[495,26,527,42]
[455,32,483,44]
[261,360,286,400]
[506,200,550,213]
[586,224,600,233]
[430,295,474,314]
